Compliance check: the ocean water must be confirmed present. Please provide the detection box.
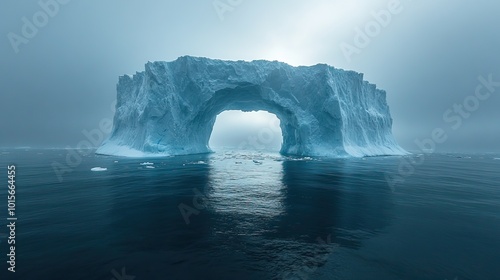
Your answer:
[0,149,499,280]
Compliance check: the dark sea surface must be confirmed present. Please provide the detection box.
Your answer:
[0,148,499,280]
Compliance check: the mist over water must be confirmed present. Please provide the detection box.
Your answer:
[2,1,500,152]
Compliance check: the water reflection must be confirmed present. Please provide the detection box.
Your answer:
[278,158,394,248]
[207,151,286,219]
[100,153,394,279]
[5,150,499,279]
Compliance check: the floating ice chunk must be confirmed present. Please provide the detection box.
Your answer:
[186,161,207,165]
[91,167,107,172]
[140,162,154,166]
[145,166,155,169]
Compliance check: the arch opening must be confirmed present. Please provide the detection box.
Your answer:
[209,110,283,153]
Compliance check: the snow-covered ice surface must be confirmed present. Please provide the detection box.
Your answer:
[97,56,407,158]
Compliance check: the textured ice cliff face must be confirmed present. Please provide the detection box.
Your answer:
[97,56,407,157]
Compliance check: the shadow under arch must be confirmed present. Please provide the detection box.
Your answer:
[275,158,395,248]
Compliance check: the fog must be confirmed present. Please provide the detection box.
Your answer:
[1,0,499,152]
[209,111,282,152]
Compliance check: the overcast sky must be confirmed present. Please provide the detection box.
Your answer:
[1,0,499,152]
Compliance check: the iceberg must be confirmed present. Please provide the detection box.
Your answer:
[97,56,407,157]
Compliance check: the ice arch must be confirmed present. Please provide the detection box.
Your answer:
[97,56,407,157]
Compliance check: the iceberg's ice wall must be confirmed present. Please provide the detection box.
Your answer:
[97,56,407,157]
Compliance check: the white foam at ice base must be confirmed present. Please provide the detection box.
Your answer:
[91,167,107,172]
[96,144,167,158]
[286,157,314,161]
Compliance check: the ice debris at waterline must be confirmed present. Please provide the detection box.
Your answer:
[97,56,407,158]
[91,167,107,172]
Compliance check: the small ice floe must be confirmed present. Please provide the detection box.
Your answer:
[114,160,119,163]
[91,167,107,172]
[186,161,207,165]
[253,160,263,165]
[145,166,155,169]
[140,162,154,166]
